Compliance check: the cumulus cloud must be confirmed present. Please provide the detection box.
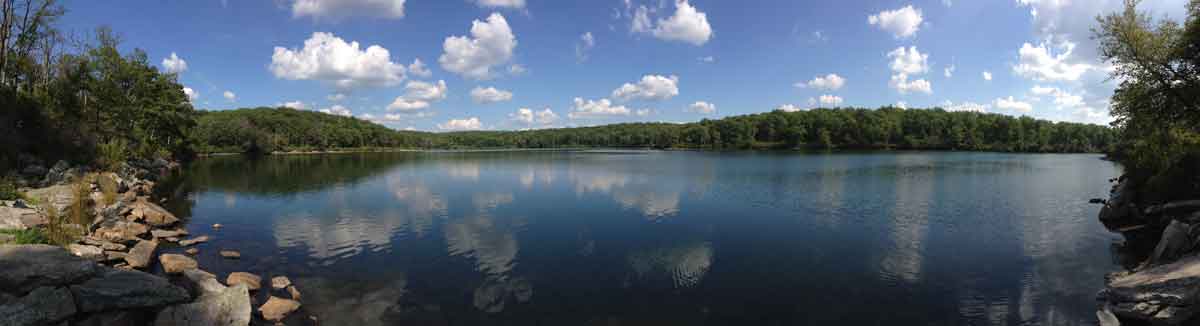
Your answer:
[223,90,236,102]
[647,0,713,46]
[685,101,715,114]
[270,32,408,90]
[796,73,846,91]
[439,13,517,80]
[408,58,432,78]
[1030,85,1084,109]
[576,32,595,62]
[438,117,483,130]
[470,86,513,104]
[776,104,803,112]
[280,101,307,110]
[941,100,989,112]
[387,80,448,111]
[290,0,406,21]
[569,97,630,119]
[359,113,407,122]
[611,74,679,101]
[818,94,844,106]
[162,52,188,74]
[320,104,353,117]
[510,107,559,126]
[868,5,923,38]
[993,96,1033,113]
[887,46,932,95]
[982,71,993,81]
[1013,41,1092,82]
[182,87,198,102]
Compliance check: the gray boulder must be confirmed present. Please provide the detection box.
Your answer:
[69,268,190,312]
[0,286,77,326]
[74,310,151,326]
[0,244,99,296]
[0,206,46,230]
[154,283,251,326]
[1104,254,1200,324]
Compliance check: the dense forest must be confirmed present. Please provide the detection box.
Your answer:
[191,106,1117,154]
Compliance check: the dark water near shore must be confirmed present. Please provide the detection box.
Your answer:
[163,151,1121,325]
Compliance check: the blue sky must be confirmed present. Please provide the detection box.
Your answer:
[60,0,1189,131]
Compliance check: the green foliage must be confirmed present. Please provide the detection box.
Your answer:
[1095,0,1200,202]
[0,177,19,200]
[0,228,50,245]
[190,107,426,154]
[97,139,128,172]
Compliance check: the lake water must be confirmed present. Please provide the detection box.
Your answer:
[162,151,1122,325]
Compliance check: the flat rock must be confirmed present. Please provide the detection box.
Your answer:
[160,254,198,274]
[0,286,77,326]
[69,268,189,312]
[1105,254,1200,323]
[0,244,99,295]
[178,235,209,246]
[25,184,74,213]
[219,250,241,259]
[130,198,179,227]
[151,228,188,239]
[103,251,128,262]
[226,272,261,291]
[271,276,291,290]
[0,206,46,231]
[93,220,150,243]
[154,283,251,326]
[67,244,104,261]
[81,236,126,251]
[125,240,158,268]
[259,296,301,322]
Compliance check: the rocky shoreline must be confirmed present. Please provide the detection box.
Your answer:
[0,160,307,326]
[1095,175,1200,325]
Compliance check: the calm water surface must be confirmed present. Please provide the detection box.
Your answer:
[163,151,1121,325]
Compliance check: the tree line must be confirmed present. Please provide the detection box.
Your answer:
[189,105,1117,154]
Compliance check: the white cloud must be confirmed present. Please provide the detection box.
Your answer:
[281,101,307,110]
[795,73,845,91]
[941,100,990,112]
[511,107,558,126]
[888,46,929,75]
[569,97,630,119]
[818,94,844,106]
[993,96,1033,113]
[647,0,713,46]
[631,5,652,33]
[887,46,932,95]
[890,74,933,95]
[470,86,513,104]
[472,0,524,9]
[319,104,353,117]
[685,101,715,114]
[944,65,955,78]
[182,87,198,102]
[223,90,236,102]
[270,32,408,90]
[896,101,908,109]
[438,117,483,130]
[360,113,409,122]
[1030,86,1084,109]
[508,64,527,75]
[982,71,993,81]
[611,74,679,101]
[387,80,448,111]
[162,52,188,74]
[408,58,432,78]
[698,56,715,63]
[439,13,517,80]
[868,5,923,38]
[576,32,595,62]
[776,104,803,112]
[1013,41,1091,82]
[327,93,347,101]
[290,0,406,21]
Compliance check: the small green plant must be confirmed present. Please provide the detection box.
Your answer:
[97,139,129,172]
[0,177,19,201]
[42,199,82,246]
[0,228,50,244]
[98,173,118,206]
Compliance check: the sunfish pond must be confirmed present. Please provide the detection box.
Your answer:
[156,150,1122,325]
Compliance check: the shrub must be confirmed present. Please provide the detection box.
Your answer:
[0,228,49,244]
[97,139,128,172]
[0,177,19,201]
[98,173,118,206]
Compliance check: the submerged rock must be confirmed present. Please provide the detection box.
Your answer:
[0,244,99,296]
[259,296,301,322]
[178,235,209,246]
[220,250,240,259]
[226,272,261,291]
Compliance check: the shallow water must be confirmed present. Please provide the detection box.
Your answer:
[163,151,1122,325]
